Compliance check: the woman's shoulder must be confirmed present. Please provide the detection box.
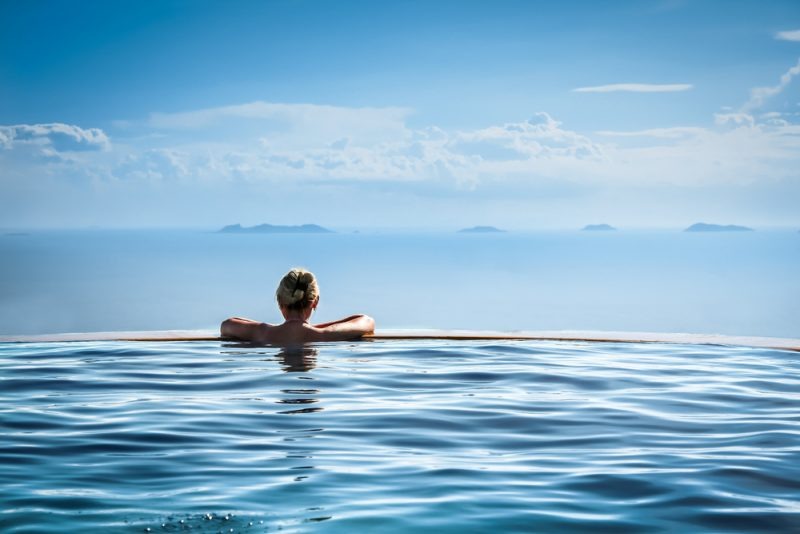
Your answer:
[220,317,273,342]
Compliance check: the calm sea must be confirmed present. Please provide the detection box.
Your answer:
[1,229,798,337]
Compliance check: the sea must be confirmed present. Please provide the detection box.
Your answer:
[0,228,798,338]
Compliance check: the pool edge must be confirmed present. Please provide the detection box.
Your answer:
[1,329,798,352]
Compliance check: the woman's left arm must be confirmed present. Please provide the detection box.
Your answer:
[317,314,375,341]
[313,315,365,328]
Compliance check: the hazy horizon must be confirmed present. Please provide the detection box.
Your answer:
[3,222,799,232]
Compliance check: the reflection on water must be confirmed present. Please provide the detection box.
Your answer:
[1,339,799,533]
[221,342,328,525]
[221,342,319,372]
[277,345,319,373]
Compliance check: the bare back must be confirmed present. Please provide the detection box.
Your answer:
[221,315,375,344]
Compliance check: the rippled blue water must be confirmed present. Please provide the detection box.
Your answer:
[1,339,799,533]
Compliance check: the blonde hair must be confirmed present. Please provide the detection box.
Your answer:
[276,268,319,310]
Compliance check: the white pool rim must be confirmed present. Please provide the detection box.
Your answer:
[2,329,798,352]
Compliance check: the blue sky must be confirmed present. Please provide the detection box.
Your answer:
[1,0,799,229]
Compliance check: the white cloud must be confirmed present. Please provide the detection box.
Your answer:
[451,112,604,161]
[573,83,693,93]
[776,29,800,42]
[0,123,110,153]
[714,112,755,127]
[741,58,800,112]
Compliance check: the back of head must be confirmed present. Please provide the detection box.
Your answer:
[276,268,319,310]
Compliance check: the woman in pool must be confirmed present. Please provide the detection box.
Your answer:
[221,268,375,344]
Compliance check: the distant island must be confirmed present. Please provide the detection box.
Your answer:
[684,223,753,232]
[458,226,506,233]
[219,223,334,234]
[582,224,616,232]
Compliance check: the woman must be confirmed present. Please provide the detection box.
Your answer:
[220,268,375,344]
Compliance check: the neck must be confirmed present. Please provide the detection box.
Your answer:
[283,309,310,323]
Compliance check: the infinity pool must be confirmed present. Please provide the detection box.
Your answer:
[1,339,799,533]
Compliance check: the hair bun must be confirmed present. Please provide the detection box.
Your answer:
[276,267,319,310]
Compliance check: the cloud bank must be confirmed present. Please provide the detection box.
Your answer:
[5,98,788,190]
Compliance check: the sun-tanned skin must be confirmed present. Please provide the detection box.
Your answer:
[220,296,375,344]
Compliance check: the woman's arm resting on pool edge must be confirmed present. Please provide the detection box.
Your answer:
[220,317,268,340]
[317,314,375,341]
[314,315,369,328]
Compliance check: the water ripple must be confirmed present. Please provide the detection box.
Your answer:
[1,340,799,532]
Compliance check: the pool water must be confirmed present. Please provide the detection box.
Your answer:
[1,339,799,533]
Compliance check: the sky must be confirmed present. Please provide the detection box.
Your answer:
[1,0,799,230]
